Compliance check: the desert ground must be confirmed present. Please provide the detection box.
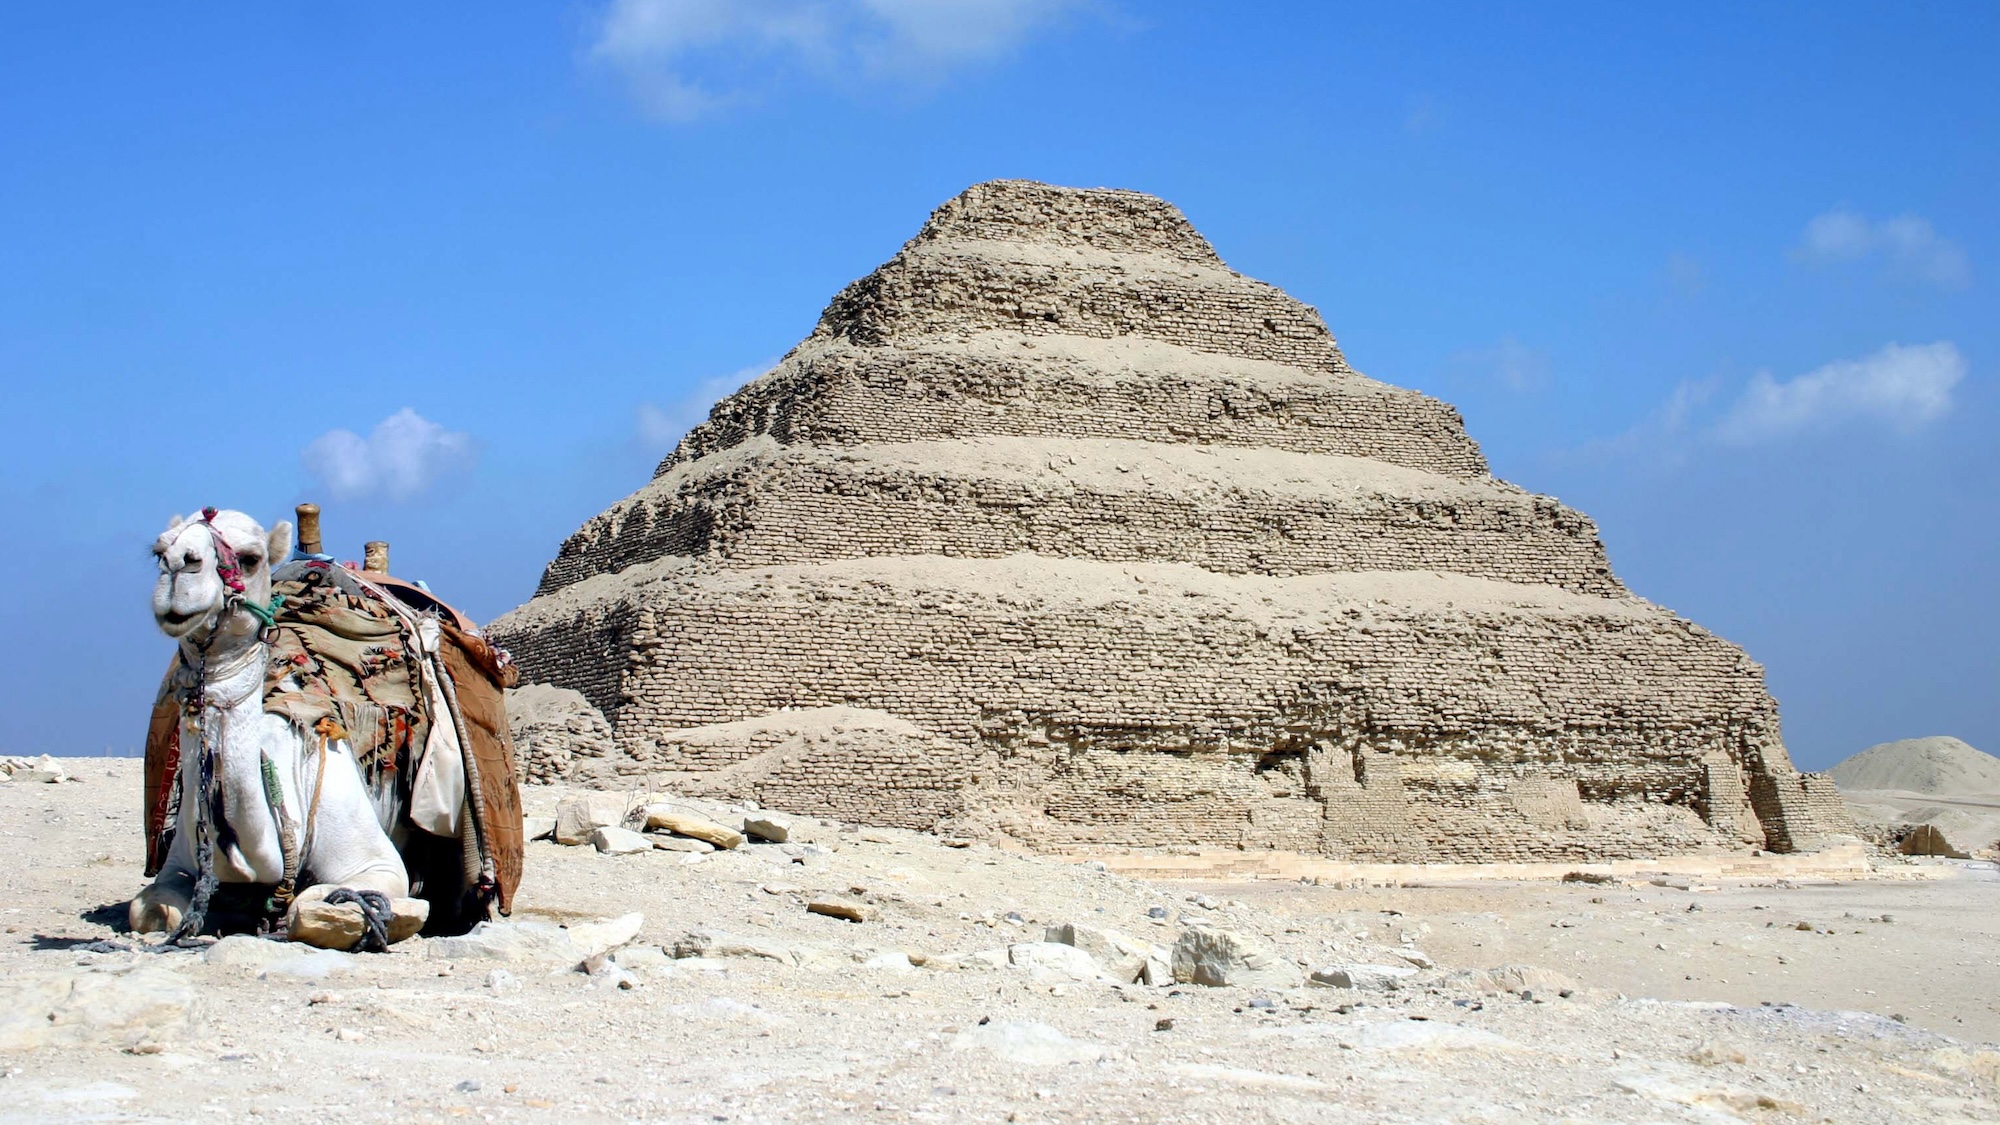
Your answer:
[4,760,1998,1124]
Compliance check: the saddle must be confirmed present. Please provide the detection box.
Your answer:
[144,560,523,915]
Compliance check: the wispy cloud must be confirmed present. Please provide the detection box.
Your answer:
[1714,342,1965,444]
[1570,343,1964,465]
[1450,335,1549,393]
[302,409,477,502]
[591,0,1083,120]
[637,361,775,454]
[1792,208,1971,288]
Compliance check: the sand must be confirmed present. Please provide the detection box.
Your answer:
[1831,737,2000,796]
[4,760,1999,1123]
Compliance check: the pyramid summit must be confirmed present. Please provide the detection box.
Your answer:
[493,179,1853,860]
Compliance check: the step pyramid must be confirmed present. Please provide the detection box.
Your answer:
[492,180,1853,860]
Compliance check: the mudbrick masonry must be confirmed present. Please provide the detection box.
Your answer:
[491,180,1854,860]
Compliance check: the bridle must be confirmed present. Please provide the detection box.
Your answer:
[161,508,296,945]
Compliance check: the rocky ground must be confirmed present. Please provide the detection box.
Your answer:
[4,760,1998,1124]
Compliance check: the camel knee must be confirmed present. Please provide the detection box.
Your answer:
[129,880,190,935]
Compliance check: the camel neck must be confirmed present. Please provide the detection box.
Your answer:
[181,634,267,712]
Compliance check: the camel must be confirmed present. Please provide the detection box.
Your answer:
[131,508,411,946]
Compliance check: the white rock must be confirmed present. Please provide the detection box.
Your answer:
[671,929,797,965]
[742,814,792,843]
[565,913,646,961]
[1309,964,1420,991]
[1171,926,1304,989]
[592,825,653,855]
[1009,942,1114,982]
[261,951,357,980]
[652,835,715,853]
[863,951,915,972]
[949,1020,1107,1066]
[427,912,643,964]
[522,816,556,841]
[1044,922,1152,983]
[0,965,193,1051]
[553,791,630,845]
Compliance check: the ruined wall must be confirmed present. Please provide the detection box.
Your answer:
[492,179,1850,858]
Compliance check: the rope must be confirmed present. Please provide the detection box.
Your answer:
[325,888,393,952]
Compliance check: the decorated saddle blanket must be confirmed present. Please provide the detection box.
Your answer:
[144,560,523,912]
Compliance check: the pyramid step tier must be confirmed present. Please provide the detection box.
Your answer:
[490,555,1817,860]
[664,334,1488,479]
[496,554,1772,770]
[543,436,1616,596]
[818,238,1351,373]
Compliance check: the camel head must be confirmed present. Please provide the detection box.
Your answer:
[151,508,292,643]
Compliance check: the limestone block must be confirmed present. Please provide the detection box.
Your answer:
[642,807,745,849]
[1171,926,1303,989]
[554,792,627,846]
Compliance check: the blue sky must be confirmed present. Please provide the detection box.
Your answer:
[3,3,1993,768]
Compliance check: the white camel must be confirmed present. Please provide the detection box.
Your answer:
[131,508,410,945]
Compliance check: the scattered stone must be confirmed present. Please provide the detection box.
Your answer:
[1044,922,1156,984]
[522,817,556,842]
[863,951,916,972]
[427,913,643,964]
[553,793,626,846]
[1008,942,1113,982]
[286,893,428,949]
[1561,871,1615,884]
[948,1020,1107,1066]
[591,825,653,855]
[1396,950,1436,969]
[0,965,193,1051]
[485,969,520,994]
[671,929,797,965]
[1452,964,1581,996]
[1309,964,1419,991]
[742,814,792,843]
[1171,927,1303,989]
[642,807,746,849]
[652,835,715,853]
[807,898,878,923]
[261,951,357,981]
[565,913,646,961]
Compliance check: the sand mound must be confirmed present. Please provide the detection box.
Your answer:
[1829,736,2000,796]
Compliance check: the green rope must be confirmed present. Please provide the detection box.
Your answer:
[239,592,285,629]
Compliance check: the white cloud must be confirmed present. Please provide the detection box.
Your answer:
[591,0,1081,120]
[1793,208,1971,288]
[301,408,477,502]
[637,361,774,454]
[1451,335,1549,393]
[1713,342,1966,444]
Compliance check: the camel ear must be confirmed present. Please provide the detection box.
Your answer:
[166,514,185,532]
[267,521,294,568]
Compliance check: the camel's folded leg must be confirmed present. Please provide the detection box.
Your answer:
[129,866,195,935]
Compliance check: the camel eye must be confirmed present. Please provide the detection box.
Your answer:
[240,556,261,570]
